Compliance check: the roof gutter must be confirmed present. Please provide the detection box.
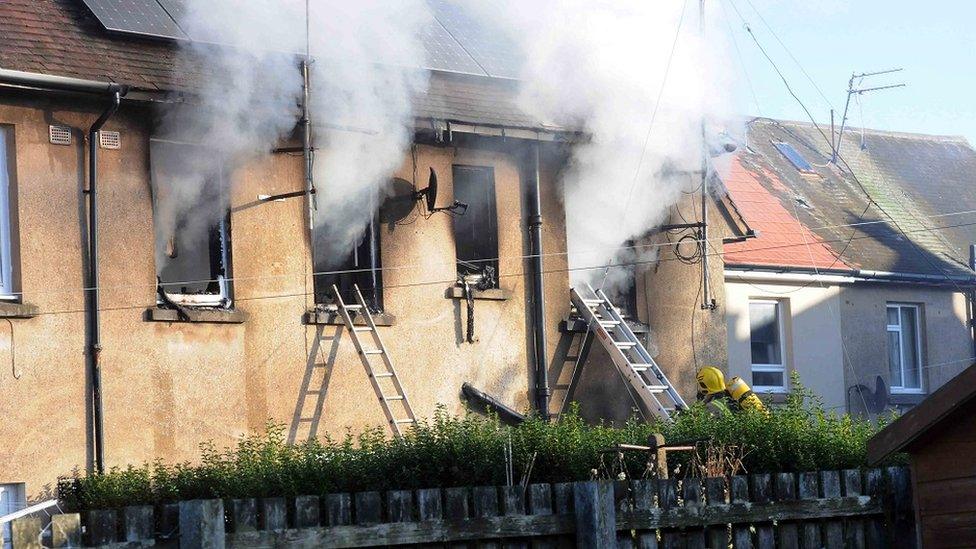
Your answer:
[726,265,976,287]
[0,69,130,475]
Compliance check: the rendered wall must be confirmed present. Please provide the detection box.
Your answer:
[0,92,570,498]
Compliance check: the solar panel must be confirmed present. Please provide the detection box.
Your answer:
[81,0,187,40]
[772,141,816,174]
[425,0,521,79]
[155,0,187,29]
[420,19,487,76]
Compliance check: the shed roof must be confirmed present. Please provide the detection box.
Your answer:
[867,362,976,464]
[723,118,976,279]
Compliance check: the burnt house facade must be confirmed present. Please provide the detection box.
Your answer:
[0,0,576,497]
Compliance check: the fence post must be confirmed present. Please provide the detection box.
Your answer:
[773,473,799,549]
[10,516,42,549]
[291,495,321,528]
[573,481,615,549]
[887,467,916,549]
[228,499,258,533]
[86,509,118,546]
[122,505,154,542]
[50,513,82,548]
[178,499,225,549]
[260,497,287,531]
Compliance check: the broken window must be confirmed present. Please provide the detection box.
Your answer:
[313,214,383,311]
[149,139,232,307]
[453,165,498,287]
[0,126,16,299]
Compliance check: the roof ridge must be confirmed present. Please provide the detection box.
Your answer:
[750,117,970,144]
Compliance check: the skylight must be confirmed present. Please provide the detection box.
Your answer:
[772,141,815,174]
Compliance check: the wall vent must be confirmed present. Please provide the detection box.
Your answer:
[99,131,121,150]
[49,125,72,146]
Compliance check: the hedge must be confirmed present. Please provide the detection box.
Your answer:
[59,379,902,511]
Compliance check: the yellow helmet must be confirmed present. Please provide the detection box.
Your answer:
[696,366,726,397]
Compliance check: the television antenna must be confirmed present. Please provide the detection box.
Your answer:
[831,68,906,164]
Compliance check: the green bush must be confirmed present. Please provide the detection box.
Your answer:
[59,378,903,511]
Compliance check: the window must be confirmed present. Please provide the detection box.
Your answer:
[313,214,383,311]
[887,304,923,392]
[149,139,232,307]
[0,126,17,299]
[772,141,815,174]
[453,166,498,286]
[749,300,786,391]
[1,483,26,549]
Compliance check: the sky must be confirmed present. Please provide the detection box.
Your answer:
[716,0,976,145]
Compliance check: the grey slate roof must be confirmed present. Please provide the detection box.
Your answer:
[0,0,551,131]
[738,118,976,279]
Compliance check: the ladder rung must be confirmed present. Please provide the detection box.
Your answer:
[372,373,394,378]
[582,298,603,305]
[599,320,620,327]
[345,304,364,311]
[614,341,637,348]
[630,364,652,371]
[384,395,405,401]
[353,327,373,332]
[361,349,384,355]
[393,419,415,424]
[645,385,668,392]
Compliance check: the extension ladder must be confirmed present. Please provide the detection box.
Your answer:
[569,283,687,419]
[333,284,417,437]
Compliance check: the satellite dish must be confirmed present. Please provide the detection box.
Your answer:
[413,167,439,211]
[379,178,418,225]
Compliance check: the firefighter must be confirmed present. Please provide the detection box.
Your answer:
[696,366,767,414]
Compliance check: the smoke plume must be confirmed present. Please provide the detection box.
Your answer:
[468,0,740,293]
[154,0,431,273]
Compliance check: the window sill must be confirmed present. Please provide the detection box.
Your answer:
[145,307,246,324]
[889,392,926,406]
[304,309,396,327]
[0,301,39,319]
[445,286,511,301]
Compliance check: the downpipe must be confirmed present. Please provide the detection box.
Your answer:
[526,143,550,420]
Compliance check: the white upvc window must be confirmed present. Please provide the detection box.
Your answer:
[1,483,26,549]
[887,303,923,393]
[749,299,787,392]
[0,126,15,299]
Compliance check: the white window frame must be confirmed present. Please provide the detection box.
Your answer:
[887,303,924,394]
[1,482,26,549]
[749,299,788,393]
[0,126,15,300]
[150,138,232,308]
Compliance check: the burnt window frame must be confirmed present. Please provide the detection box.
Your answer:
[452,164,499,288]
[149,138,234,308]
[313,212,384,312]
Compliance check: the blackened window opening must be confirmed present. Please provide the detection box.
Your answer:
[453,166,498,287]
[150,139,232,303]
[314,215,383,311]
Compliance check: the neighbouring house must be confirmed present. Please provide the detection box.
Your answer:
[867,361,976,548]
[638,118,976,416]
[0,0,582,499]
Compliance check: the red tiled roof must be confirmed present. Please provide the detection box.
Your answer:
[723,155,854,270]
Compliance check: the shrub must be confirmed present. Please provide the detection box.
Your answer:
[59,378,902,511]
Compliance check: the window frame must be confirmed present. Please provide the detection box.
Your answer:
[0,126,16,300]
[149,138,233,308]
[452,164,499,288]
[886,303,924,394]
[749,299,788,393]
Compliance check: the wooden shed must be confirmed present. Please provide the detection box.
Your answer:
[868,362,976,548]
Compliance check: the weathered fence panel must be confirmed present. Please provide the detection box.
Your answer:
[9,467,916,549]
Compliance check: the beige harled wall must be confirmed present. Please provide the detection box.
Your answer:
[0,92,570,497]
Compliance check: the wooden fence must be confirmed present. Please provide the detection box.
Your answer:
[8,467,914,548]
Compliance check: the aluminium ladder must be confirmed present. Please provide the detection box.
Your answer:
[569,283,687,419]
[333,284,417,437]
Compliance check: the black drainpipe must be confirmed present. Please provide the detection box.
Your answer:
[0,69,127,474]
[526,143,550,420]
[87,90,123,473]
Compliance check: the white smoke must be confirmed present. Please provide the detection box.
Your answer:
[467,0,740,293]
[154,0,431,271]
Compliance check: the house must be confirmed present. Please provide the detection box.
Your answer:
[639,118,976,415]
[0,0,579,499]
[867,361,976,548]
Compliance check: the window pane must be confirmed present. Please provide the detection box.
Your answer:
[453,166,499,286]
[888,330,903,387]
[886,307,899,326]
[0,127,10,292]
[901,307,920,389]
[750,302,782,365]
[752,370,784,388]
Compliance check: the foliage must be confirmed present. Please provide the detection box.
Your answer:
[59,376,903,511]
